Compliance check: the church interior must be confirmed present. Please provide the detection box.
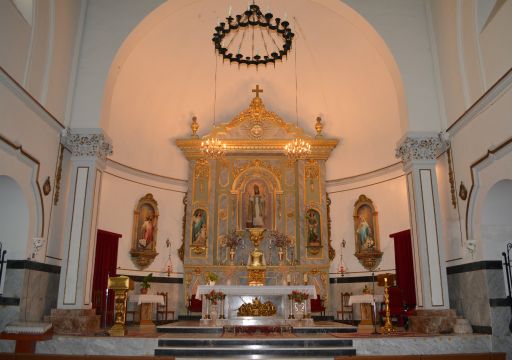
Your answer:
[1,0,511,358]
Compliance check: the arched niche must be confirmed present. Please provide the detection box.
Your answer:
[231,164,283,231]
[0,141,44,262]
[0,176,30,261]
[481,179,512,259]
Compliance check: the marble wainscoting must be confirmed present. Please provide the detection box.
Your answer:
[447,261,507,333]
[0,260,60,331]
[36,336,159,356]
[120,274,183,319]
[353,334,492,355]
[447,260,512,359]
[330,276,385,321]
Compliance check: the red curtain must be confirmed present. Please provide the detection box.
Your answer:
[92,229,121,327]
[390,229,416,308]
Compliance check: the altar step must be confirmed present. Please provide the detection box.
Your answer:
[157,323,357,334]
[154,338,356,358]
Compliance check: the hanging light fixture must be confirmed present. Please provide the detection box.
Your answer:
[284,20,311,162]
[201,137,226,160]
[212,2,294,67]
[201,39,227,160]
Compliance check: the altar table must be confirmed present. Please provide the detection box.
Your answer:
[128,294,164,326]
[196,285,316,323]
[348,294,384,333]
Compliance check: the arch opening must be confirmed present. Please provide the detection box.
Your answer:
[0,175,29,293]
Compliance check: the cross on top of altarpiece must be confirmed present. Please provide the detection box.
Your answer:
[252,84,263,98]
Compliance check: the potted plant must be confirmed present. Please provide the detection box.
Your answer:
[140,273,153,294]
[206,272,218,286]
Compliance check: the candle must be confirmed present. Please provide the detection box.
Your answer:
[228,5,232,16]
[303,273,308,283]
[286,274,291,283]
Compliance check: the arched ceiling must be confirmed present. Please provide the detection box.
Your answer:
[102,0,406,181]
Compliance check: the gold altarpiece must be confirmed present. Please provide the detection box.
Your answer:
[176,88,338,309]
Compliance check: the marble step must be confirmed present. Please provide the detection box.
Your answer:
[158,338,353,348]
[157,325,357,334]
[155,345,356,357]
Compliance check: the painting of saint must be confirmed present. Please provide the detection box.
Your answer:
[192,209,207,246]
[355,203,376,251]
[306,209,321,246]
[137,204,156,250]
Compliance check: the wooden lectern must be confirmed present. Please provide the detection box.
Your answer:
[107,276,134,336]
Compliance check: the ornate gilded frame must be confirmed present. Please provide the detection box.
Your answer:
[130,193,159,269]
[353,194,383,271]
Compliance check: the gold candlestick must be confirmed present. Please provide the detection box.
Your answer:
[381,277,394,334]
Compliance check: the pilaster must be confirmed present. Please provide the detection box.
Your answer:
[56,129,112,310]
[396,132,449,310]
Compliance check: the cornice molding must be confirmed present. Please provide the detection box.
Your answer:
[447,67,512,136]
[0,66,64,131]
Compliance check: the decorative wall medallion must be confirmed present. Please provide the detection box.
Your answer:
[42,177,51,196]
[353,194,382,271]
[459,181,468,200]
[130,193,159,269]
[250,123,264,139]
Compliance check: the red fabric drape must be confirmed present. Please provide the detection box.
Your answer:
[92,229,121,326]
[390,229,416,308]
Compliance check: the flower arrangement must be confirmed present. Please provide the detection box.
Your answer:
[206,272,219,283]
[205,290,225,305]
[223,230,243,249]
[269,230,291,249]
[289,290,309,303]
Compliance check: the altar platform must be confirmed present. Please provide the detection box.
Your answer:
[0,320,499,359]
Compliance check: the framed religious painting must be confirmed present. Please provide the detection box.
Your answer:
[190,208,208,256]
[305,207,322,256]
[130,193,159,269]
[353,194,382,271]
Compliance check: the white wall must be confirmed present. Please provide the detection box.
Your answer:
[97,162,187,277]
[69,0,164,128]
[327,167,410,276]
[430,0,512,126]
[344,0,445,132]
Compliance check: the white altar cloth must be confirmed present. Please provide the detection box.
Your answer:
[129,294,164,305]
[196,285,316,299]
[348,294,383,305]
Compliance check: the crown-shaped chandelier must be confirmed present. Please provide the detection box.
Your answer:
[201,137,226,160]
[212,2,294,67]
[284,137,311,162]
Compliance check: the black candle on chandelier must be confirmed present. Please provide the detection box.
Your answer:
[212,3,295,67]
